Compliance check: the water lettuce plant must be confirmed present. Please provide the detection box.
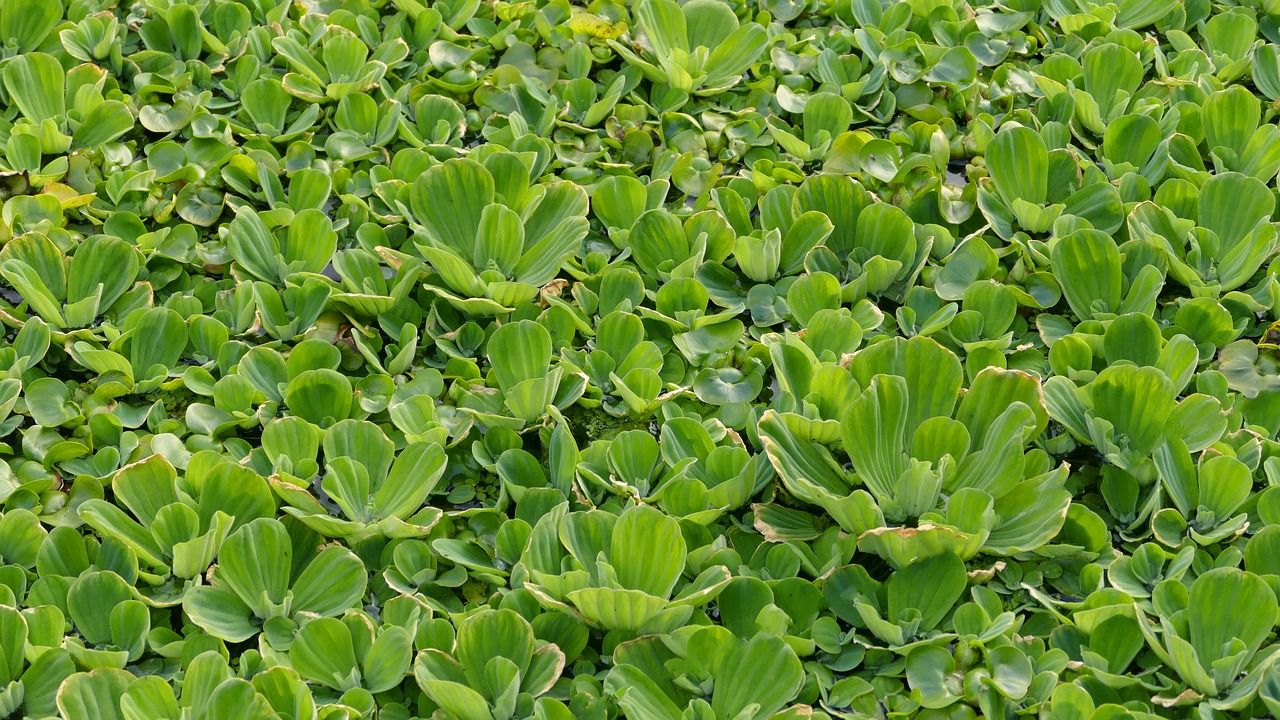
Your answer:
[0,0,1277,719]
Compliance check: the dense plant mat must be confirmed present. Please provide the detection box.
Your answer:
[1,0,1280,718]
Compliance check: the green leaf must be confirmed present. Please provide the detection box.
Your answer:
[283,209,337,274]
[1090,364,1177,457]
[73,101,135,148]
[374,442,447,519]
[488,320,552,394]
[68,571,135,645]
[611,504,686,598]
[987,126,1047,207]
[4,53,65,124]
[1200,171,1274,241]
[226,208,284,283]
[1051,229,1122,319]
[566,587,668,630]
[1188,568,1276,673]
[0,607,25,685]
[907,645,961,709]
[417,679,495,720]
[593,176,648,230]
[886,553,967,631]
[1253,44,1280,101]
[0,0,62,52]
[183,585,258,642]
[1102,113,1162,170]
[129,308,187,375]
[606,665,682,720]
[849,336,963,435]
[284,369,353,425]
[290,617,360,691]
[411,158,495,254]
[710,634,804,719]
[634,0,687,59]
[514,183,589,286]
[216,518,291,619]
[985,646,1032,699]
[67,235,140,314]
[475,203,523,276]
[0,508,45,568]
[630,209,689,278]
[56,669,134,720]
[363,626,413,693]
[703,21,768,88]
[290,546,367,617]
[842,375,909,504]
[457,609,534,693]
